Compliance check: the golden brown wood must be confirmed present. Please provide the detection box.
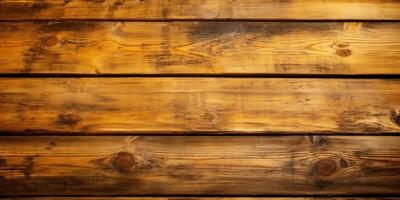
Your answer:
[1,78,400,134]
[1,22,400,75]
[0,0,399,20]
[0,136,399,195]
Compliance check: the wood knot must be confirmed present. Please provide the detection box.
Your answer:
[334,42,349,48]
[333,42,351,57]
[113,152,135,172]
[202,112,216,122]
[0,159,5,166]
[336,49,351,57]
[114,0,125,6]
[314,159,337,177]
[339,158,348,168]
[43,36,59,47]
[390,109,400,126]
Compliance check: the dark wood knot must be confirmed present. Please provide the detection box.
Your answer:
[336,49,352,57]
[114,0,125,6]
[113,152,135,172]
[390,109,400,126]
[314,159,337,177]
[334,42,349,48]
[339,158,348,168]
[43,36,59,47]
[333,42,351,57]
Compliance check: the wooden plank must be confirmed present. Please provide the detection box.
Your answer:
[1,78,400,134]
[0,136,399,195]
[1,22,400,75]
[0,0,399,20]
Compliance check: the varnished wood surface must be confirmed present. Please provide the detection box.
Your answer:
[0,0,400,20]
[0,136,399,195]
[1,22,400,75]
[1,0,399,200]
[1,78,400,134]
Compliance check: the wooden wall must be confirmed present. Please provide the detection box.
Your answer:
[0,0,399,199]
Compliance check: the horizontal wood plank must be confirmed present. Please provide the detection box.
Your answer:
[1,78,400,134]
[0,136,399,195]
[0,0,399,20]
[1,22,400,75]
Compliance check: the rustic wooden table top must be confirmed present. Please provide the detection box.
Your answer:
[0,0,399,199]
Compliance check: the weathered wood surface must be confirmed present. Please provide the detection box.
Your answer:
[3,198,398,200]
[0,136,399,195]
[1,22,400,75]
[0,0,399,20]
[1,78,400,134]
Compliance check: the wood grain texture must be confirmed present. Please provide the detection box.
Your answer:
[1,22,400,75]
[3,198,398,200]
[0,136,399,195]
[1,78,400,134]
[0,0,400,20]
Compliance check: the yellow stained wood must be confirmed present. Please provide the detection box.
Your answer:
[0,136,399,195]
[0,0,399,20]
[1,22,400,75]
[0,78,399,134]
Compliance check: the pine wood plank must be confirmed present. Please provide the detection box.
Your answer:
[1,78,400,134]
[0,136,399,195]
[0,0,399,20]
[1,22,400,75]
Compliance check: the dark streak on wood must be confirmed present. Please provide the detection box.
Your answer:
[23,156,34,179]
[0,0,50,16]
[56,113,81,127]
[1,0,400,20]
[39,22,101,33]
